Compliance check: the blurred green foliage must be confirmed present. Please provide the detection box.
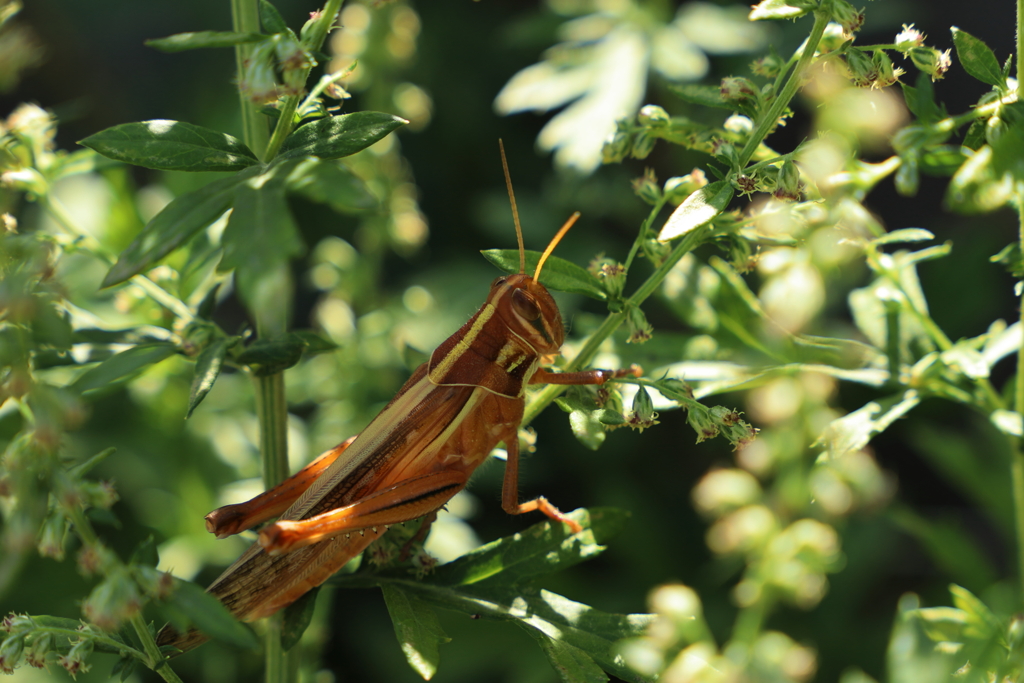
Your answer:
[2,0,1024,682]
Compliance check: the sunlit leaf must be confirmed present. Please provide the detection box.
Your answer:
[186,336,239,418]
[815,391,921,459]
[658,181,733,242]
[72,342,178,396]
[481,249,607,300]
[382,584,450,680]
[276,111,408,161]
[951,27,1004,87]
[80,120,259,172]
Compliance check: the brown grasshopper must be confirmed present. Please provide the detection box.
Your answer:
[158,142,639,652]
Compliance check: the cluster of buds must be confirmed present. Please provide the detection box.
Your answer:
[844,48,906,89]
[891,24,950,81]
[719,76,759,105]
[588,255,626,298]
[1,614,96,676]
[238,33,316,104]
[687,404,758,449]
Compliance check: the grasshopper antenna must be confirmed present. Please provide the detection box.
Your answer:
[499,139,526,275]
[534,212,580,282]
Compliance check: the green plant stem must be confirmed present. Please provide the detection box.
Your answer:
[736,10,830,169]
[131,613,184,683]
[232,0,269,159]
[1014,0,1024,607]
[263,0,344,160]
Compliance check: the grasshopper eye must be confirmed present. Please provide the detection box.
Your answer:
[512,288,541,321]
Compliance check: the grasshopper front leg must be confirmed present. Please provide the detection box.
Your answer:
[205,436,356,538]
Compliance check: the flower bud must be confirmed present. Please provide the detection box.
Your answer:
[24,632,53,669]
[751,53,785,78]
[872,50,904,88]
[602,126,633,164]
[687,404,719,443]
[908,46,951,81]
[773,160,802,201]
[843,48,877,87]
[628,386,659,432]
[625,306,653,344]
[631,168,662,205]
[723,114,753,137]
[37,511,68,560]
[893,24,925,53]
[817,22,848,54]
[0,634,25,674]
[300,9,324,43]
[638,104,670,128]
[58,638,93,677]
[720,77,758,103]
[82,568,142,631]
[631,132,656,160]
[663,168,707,203]
[827,0,864,36]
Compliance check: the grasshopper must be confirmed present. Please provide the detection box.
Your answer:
[158,142,639,652]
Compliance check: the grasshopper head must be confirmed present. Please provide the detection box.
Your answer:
[489,273,564,355]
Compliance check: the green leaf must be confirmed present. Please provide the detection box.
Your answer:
[102,166,261,287]
[168,580,259,650]
[872,228,934,247]
[989,103,1024,180]
[72,342,178,396]
[657,180,733,242]
[382,584,451,680]
[900,74,943,124]
[815,391,921,459]
[949,584,1001,639]
[145,31,266,52]
[236,336,306,375]
[951,27,1004,87]
[80,120,259,172]
[524,628,609,683]
[289,329,339,355]
[286,157,378,213]
[670,84,733,110]
[963,119,986,150]
[748,0,810,20]
[480,250,608,301]
[259,0,288,35]
[281,586,320,651]
[219,163,304,326]
[919,146,967,176]
[569,409,607,450]
[186,336,239,418]
[431,508,628,587]
[277,112,408,161]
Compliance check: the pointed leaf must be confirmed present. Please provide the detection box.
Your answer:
[872,228,934,246]
[219,163,304,322]
[277,112,408,161]
[281,586,321,651]
[102,166,261,287]
[569,409,607,450]
[186,336,239,418]
[382,584,450,680]
[748,0,810,20]
[480,250,607,300]
[523,628,608,683]
[951,27,1004,87]
[80,120,259,172]
[168,579,259,650]
[286,157,378,213]
[657,180,733,242]
[671,84,732,110]
[259,0,288,34]
[72,342,178,396]
[146,31,266,52]
[431,508,628,587]
[949,584,1001,639]
[236,336,306,376]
